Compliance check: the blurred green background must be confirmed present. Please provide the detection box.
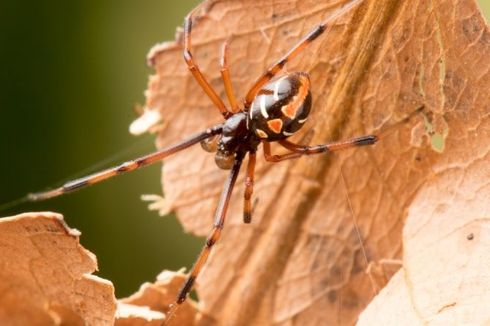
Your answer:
[0,1,489,298]
[0,0,200,298]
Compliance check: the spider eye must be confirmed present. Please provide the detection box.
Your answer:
[200,136,218,152]
[215,151,235,170]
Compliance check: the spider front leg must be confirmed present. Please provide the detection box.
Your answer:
[184,10,230,117]
[164,152,245,325]
[243,151,256,223]
[27,125,223,201]
[243,0,363,108]
[220,41,239,113]
[262,134,377,162]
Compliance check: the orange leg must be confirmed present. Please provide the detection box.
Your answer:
[184,10,231,117]
[243,0,363,108]
[262,134,377,162]
[243,151,256,223]
[164,152,244,325]
[27,125,223,201]
[220,42,239,112]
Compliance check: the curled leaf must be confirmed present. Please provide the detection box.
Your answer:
[0,212,116,325]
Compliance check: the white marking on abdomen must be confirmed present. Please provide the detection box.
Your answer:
[260,96,269,118]
[255,128,268,138]
[273,76,287,101]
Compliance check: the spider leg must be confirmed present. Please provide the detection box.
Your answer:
[243,151,256,223]
[243,0,364,108]
[220,41,239,112]
[164,151,245,324]
[262,141,302,162]
[27,125,223,201]
[184,10,231,118]
[262,134,377,162]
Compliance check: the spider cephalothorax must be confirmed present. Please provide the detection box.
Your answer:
[213,112,259,169]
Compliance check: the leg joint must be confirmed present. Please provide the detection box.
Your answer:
[354,135,378,146]
[177,276,195,303]
[277,58,287,68]
[206,238,216,247]
[264,154,279,162]
[183,50,193,65]
[307,24,326,42]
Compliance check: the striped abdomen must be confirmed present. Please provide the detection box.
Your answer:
[248,72,311,141]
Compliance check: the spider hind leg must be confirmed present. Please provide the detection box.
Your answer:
[262,135,378,162]
[243,151,256,223]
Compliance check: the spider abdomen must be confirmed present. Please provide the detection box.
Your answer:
[248,72,312,141]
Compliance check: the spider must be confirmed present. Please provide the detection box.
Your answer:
[25,0,391,323]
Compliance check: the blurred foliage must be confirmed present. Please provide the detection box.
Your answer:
[0,0,488,298]
[0,0,199,297]
[482,1,490,19]
[477,0,490,20]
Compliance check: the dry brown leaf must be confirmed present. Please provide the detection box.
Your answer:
[0,212,116,325]
[0,212,197,325]
[142,0,490,325]
[358,152,490,325]
[116,270,197,325]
